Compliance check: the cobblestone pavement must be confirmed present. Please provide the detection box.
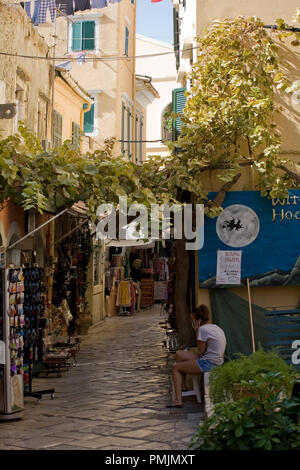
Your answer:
[0,305,204,450]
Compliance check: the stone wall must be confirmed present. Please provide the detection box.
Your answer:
[0,1,51,138]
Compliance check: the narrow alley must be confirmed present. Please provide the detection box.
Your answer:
[0,306,204,450]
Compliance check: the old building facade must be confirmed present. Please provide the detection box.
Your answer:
[172,0,300,318]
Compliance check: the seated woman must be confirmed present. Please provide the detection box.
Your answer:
[167,304,226,408]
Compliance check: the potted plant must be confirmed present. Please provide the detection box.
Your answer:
[209,347,297,404]
[190,391,300,450]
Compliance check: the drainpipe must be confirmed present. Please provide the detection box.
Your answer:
[132,1,136,163]
[80,102,91,153]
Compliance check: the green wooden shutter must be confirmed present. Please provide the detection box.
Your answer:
[72,22,82,51]
[125,26,129,56]
[127,106,132,159]
[135,115,138,163]
[173,8,180,70]
[83,21,95,51]
[139,118,143,163]
[121,103,125,154]
[172,87,186,141]
[52,110,62,147]
[84,102,94,133]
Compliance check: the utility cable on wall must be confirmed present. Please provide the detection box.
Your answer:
[0,44,200,62]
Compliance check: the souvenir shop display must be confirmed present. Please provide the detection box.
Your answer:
[106,251,137,315]
[0,270,5,416]
[153,257,169,302]
[0,266,55,420]
[0,268,24,419]
[116,280,136,315]
[51,223,93,336]
[16,267,55,400]
[105,242,175,313]
[153,281,168,301]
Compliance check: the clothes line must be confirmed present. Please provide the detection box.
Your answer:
[19,0,123,24]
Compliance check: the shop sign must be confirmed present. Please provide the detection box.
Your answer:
[199,190,300,288]
[216,250,242,285]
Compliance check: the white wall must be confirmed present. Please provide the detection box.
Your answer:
[136,35,177,157]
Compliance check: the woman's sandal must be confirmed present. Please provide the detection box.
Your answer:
[166,404,183,408]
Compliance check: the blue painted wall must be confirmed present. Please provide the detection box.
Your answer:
[198,190,300,287]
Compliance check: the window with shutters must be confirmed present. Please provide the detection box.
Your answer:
[72,21,95,51]
[161,102,173,142]
[173,8,180,71]
[84,95,98,136]
[139,118,143,163]
[172,87,186,141]
[135,114,138,163]
[72,122,81,149]
[121,102,126,154]
[52,110,62,147]
[127,105,132,159]
[84,102,94,134]
[125,26,129,56]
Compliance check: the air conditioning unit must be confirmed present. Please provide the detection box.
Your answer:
[41,139,51,151]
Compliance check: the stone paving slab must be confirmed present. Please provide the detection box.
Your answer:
[0,305,203,450]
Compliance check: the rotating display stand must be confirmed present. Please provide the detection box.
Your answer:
[0,267,54,421]
[21,268,55,402]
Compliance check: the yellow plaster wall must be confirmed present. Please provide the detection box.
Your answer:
[192,1,300,312]
[37,0,138,157]
[54,76,87,142]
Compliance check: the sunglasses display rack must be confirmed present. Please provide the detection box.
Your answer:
[0,270,5,416]
[0,268,24,420]
[0,267,54,420]
[21,268,54,401]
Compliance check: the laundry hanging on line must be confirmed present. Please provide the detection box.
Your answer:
[74,0,90,11]
[90,0,107,7]
[56,0,74,15]
[21,0,42,26]
[38,0,56,23]
[21,0,123,25]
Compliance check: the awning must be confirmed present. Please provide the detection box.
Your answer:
[104,239,156,249]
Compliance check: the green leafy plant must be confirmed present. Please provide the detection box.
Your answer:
[190,394,300,450]
[209,347,297,404]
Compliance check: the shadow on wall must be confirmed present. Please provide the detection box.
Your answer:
[276,41,300,150]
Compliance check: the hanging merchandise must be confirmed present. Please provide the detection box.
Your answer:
[74,0,91,11]
[140,278,154,307]
[154,257,169,281]
[154,281,168,301]
[38,0,56,24]
[116,280,131,307]
[115,280,136,315]
[22,267,54,401]
[0,269,24,419]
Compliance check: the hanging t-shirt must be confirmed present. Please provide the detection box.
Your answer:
[197,324,227,365]
[74,0,91,11]
[56,0,74,15]
[91,0,107,7]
